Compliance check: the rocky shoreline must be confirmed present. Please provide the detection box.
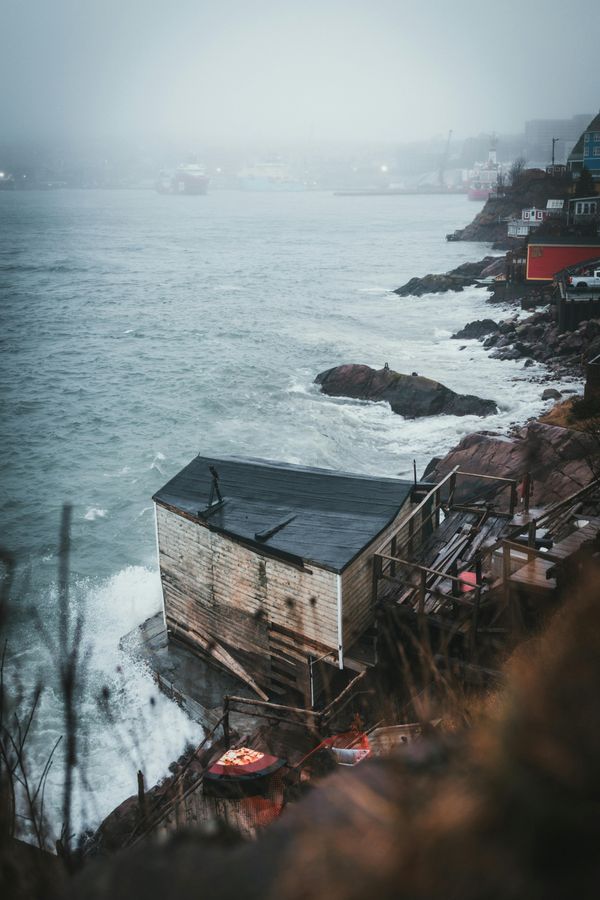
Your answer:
[451,309,600,379]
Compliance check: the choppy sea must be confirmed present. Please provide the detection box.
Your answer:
[0,188,576,838]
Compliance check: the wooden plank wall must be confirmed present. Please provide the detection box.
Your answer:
[341,503,416,647]
[155,504,339,688]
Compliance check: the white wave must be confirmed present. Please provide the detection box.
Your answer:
[84,507,108,521]
[29,567,199,837]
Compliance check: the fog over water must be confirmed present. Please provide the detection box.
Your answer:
[1,0,598,145]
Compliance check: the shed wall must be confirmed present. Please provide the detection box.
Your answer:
[155,504,339,689]
[341,504,414,647]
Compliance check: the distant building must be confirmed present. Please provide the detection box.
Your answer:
[525,114,592,165]
[567,111,600,181]
[569,196,600,225]
[526,235,600,281]
[508,206,550,238]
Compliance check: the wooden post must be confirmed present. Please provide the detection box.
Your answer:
[509,482,517,516]
[523,472,532,514]
[408,517,414,558]
[223,699,231,748]
[448,472,457,509]
[450,561,459,598]
[390,536,397,577]
[137,770,146,818]
[418,569,426,627]
[471,586,481,657]
[434,488,441,527]
[372,555,381,604]
[502,542,514,633]
[527,519,536,548]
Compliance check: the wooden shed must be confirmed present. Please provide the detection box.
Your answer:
[153,456,414,700]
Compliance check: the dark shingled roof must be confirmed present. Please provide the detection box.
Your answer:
[569,111,600,160]
[153,455,413,573]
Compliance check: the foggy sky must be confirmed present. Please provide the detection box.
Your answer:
[1,0,598,146]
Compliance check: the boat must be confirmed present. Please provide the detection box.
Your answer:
[238,160,305,192]
[156,164,209,195]
[467,144,502,201]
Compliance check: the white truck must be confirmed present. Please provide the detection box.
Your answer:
[569,269,600,290]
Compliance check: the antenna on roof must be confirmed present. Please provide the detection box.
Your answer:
[208,465,223,506]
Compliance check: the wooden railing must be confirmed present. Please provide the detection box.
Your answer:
[372,467,521,604]
[222,670,369,742]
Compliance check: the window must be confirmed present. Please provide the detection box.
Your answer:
[593,147,600,156]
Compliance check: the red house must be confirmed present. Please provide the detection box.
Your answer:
[526,237,600,281]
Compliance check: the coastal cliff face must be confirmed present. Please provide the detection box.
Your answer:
[452,171,571,244]
[315,364,497,418]
[424,422,596,507]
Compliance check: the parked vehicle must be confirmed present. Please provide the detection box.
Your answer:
[569,269,600,290]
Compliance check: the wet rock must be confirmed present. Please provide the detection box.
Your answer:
[452,319,499,340]
[425,422,596,508]
[394,257,497,297]
[524,358,535,368]
[315,364,498,418]
[542,388,562,401]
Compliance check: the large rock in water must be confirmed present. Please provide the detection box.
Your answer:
[315,364,497,418]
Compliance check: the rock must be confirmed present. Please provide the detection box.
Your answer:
[394,257,497,297]
[394,273,467,297]
[542,388,562,401]
[314,364,498,418]
[452,319,499,340]
[490,347,522,361]
[524,358,534,368]
[425,422,596,509]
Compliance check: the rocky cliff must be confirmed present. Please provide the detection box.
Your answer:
[424,422,596,507]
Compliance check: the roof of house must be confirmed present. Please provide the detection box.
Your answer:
[569,111,600,160]
[153,455,414,572]
[528,235,600,246]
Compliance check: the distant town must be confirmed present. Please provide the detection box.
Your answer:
[0,112,596,193]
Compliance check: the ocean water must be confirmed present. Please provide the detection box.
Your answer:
[0,189,576,838]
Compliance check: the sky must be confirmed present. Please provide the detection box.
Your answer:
[1,0,599,146]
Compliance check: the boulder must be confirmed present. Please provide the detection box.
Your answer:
[542,388,562,401]
[452,319,499,340]
[425,422,596,509]
[315,364,498,418]
[394,257,498,297]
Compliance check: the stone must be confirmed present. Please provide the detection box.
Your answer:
[315,364,498,418]
[542,388,562,401]
[424,422,596,509]
[452,319,499,340]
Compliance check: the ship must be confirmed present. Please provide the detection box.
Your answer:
[467,143,502,201]
[237,160,305,192]
[156,164,209,195]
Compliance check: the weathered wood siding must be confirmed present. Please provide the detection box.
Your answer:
[341,504,414,647]
[155,504,339,688]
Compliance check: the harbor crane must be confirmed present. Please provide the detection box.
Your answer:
[438,129,453,189]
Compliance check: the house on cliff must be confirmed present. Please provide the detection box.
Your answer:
[567,111,600,183]
[526,235,600,281]
[153,455,415,701]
